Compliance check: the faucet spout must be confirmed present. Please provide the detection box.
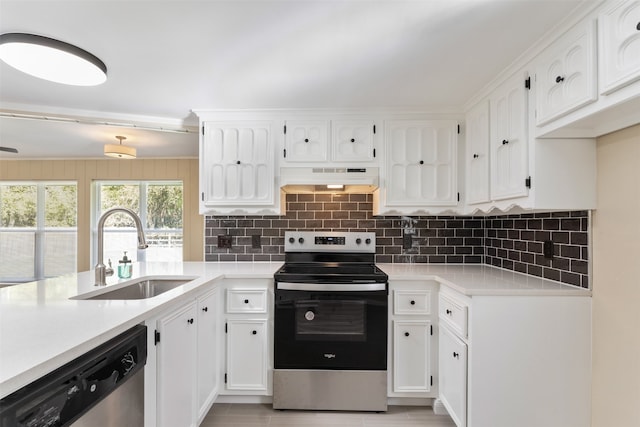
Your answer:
[95,207,148,286]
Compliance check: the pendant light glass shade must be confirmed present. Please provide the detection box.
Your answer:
[104,136,136,159]
[0,33,107,86]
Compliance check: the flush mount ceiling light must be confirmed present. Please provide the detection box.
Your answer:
[104,136,136,159]
[0,33,107,86]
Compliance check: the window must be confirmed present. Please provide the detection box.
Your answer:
[94,181,183,266]
[0,182,77,283]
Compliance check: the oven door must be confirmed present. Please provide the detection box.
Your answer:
[274,282,388,371]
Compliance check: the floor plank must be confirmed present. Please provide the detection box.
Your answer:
[201,404,456,427]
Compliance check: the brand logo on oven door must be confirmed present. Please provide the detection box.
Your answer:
[324,353,336,359]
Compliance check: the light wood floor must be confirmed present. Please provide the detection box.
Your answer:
[201,403,457,427]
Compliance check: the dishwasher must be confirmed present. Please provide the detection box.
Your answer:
[0,324,147,427]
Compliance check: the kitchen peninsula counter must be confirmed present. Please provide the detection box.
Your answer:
[0,261,589,398]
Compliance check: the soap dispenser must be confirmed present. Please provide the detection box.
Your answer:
[118,251,132,279]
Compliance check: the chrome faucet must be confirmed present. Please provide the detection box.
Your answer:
[95,207,148,286]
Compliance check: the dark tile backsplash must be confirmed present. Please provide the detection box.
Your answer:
[204,193,590,288]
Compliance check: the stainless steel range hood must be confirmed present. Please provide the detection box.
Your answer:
[280,167,379,193]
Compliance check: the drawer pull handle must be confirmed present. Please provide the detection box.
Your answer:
[446,309,452,315]
[555,75,565,83]
[453,352,459,359]
[473,153,479,159]
[244,299,249,304]
[410,300,416,305]
[502,139,509,145]
[404,332,410,337]
[252,330,257,335]
[187,318,194,324]
[202,307,208,312]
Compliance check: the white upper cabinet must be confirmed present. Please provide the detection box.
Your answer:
[332,120,376,162]
[535,19,597,126]
[599,0,640,94]
[465,101,490,205]
[382,120,458,208]
[284,120,330,162]
[200,121,275,212]
[490,71,530,201]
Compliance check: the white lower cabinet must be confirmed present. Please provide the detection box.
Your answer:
[437,286,591,427]
[438,324,467,427]
[225,319,268,391]
[389,281,438,398]
[393,320,432,393]
[197,289,219,422]
[156,301,198,427]
[223,282,272,395]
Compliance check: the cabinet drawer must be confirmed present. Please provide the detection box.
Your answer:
[394,290,431,315]
[439,294,468,338]
[226,289,268,313]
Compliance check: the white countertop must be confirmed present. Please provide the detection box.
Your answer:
[0,261,589,398]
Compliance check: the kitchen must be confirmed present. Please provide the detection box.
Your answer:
[1,1,639,427]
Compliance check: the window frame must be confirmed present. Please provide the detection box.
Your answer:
[92,180,184,266]
[0,181,77,283]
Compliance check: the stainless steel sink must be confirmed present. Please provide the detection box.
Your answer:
[74,277,195,300]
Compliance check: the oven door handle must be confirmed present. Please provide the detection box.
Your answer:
[276,282,387,292]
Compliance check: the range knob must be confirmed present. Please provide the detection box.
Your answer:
[356,238,362,244]
[365,238,372,245]
[298,237,305,244]
[288,237,295,244]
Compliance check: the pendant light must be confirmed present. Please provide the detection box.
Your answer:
[104,136,136,159]
[0,33,107,86]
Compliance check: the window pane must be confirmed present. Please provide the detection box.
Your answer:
[0,185,37,227]
[103,231,140,267]
[0,232,35,279]
[100,184,139,227]
[45,185,77,227]
[44,232,77,277]
[147,184,183,229]
[146,232,183,261]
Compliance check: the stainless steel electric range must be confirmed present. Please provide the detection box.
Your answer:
[273,231,388,412]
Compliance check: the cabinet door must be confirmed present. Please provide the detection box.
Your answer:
[385,120,458,206]
[332,120,375,162]
[439,325,467,427]
[393,320,431,393]
[465,101,490,205]
[535,20,597,125]
[157,302,198,427]
[599,0,640,94]
[284,120,329,162]
[201,121,273,206]
[490,73,529,201]
[197,289,218,420]
[226,319,268,391]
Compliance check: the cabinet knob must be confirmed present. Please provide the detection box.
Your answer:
[453,352,459,358]
[473,153,479,159]
[555,75,565,83]
[419,160,424,165]
[304,138,309,143]
[350,138,355,143]
[202,307,208,312]
[446,309,452,315]
[410,300,416,305]
[188,318,194,324]
[502,139,509,145]
[244,299,249,304]
[404,332,410,337]
[252,330,257,335]
[236,160,241,164]
[637,22,640,31]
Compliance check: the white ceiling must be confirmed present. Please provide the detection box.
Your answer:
[0,0,593,159]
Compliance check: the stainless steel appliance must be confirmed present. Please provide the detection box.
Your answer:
[273,231,388,412]
[0,325,147,427]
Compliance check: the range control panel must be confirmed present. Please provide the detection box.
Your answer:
[284,231,376,253]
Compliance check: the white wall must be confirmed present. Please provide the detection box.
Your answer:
[591,124,640,427]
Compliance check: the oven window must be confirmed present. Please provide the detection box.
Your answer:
[294,300,366,342]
